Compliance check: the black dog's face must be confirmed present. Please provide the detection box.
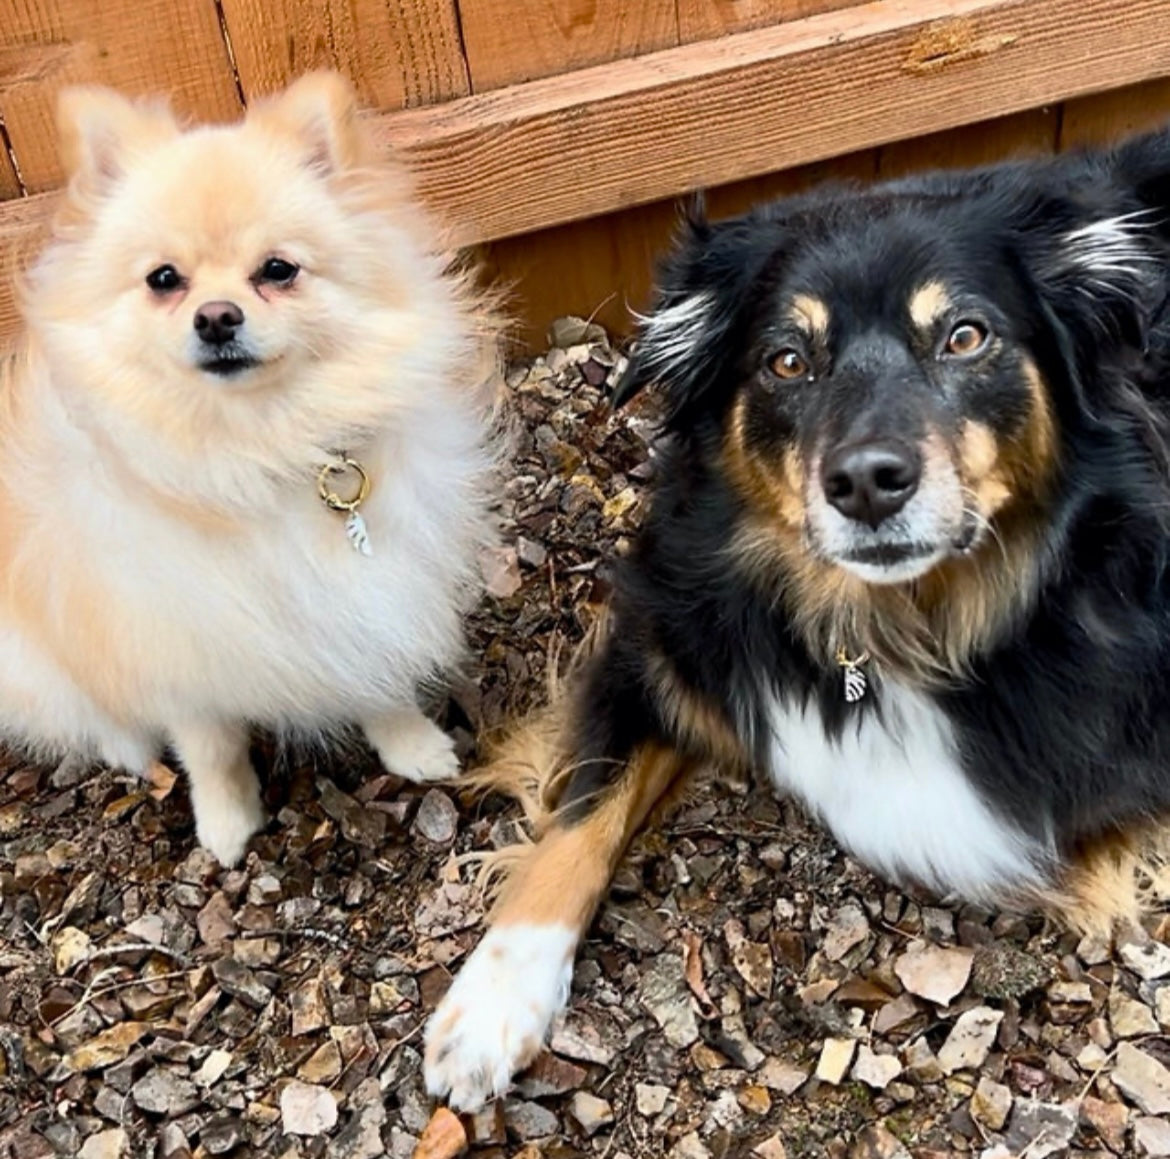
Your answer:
[724,215,1057,584]
[620,182,1157,588]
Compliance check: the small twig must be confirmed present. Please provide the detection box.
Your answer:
[86,943,190,967]
[49,969,189,1028]
[376,1019,426,1091]
[235,926,351,951]
[1074,1044,1119,1104]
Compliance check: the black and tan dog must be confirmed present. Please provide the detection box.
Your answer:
[426,129,1170,1109]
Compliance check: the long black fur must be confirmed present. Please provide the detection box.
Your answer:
[557,129,1170,890]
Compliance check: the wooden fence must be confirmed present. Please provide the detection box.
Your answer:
[3,0,1170,348]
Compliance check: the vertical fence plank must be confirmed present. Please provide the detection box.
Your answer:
[876,107,1059,178]
[0,0,242,193]
[1059,77,1170,148]
[486,149,878,349]
[677,0,859,42]
[455,0,677,91]
[219,0,469,108]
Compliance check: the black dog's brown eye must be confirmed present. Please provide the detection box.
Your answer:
[256,257,299,286]
[145,264,183,293]
[944,321,990,357]
[769,348,809,380]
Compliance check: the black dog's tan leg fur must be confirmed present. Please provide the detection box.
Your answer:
[424,741,690,1111]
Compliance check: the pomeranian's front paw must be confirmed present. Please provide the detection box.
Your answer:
[193,782,266,867]
[366,708,460,784]
[424,923,576,1111]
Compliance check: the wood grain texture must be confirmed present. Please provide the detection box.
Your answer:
[0,194,53,340]
[218,0,469,108]
[487,150,880,348]
[877,106,1059,178]
[677,0,858,42]
[456,0,677,90]
[0,0,242,193]
[374,0,1170,245]
[1059,77,1170,149]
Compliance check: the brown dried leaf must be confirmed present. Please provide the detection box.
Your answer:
[682,929,717,1017]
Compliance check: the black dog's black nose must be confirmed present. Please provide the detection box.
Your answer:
[821,439,921,528]
[193,300,245,346]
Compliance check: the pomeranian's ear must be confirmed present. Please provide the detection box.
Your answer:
[250,71,370,174]
[56,86,179,186]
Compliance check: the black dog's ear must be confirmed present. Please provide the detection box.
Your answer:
[1111,126,1170,243]
[1022,179,1165,360]
[1028,126,1170,324]
[612,203,713,412]
[613,205,780,430]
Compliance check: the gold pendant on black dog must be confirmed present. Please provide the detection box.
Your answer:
[836,648,870,703]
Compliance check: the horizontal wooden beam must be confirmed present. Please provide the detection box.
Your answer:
[2,0,1170,342]
[377,0,1170,243]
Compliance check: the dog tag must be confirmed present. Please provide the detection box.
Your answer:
[318,454,373,558]
[345,510,373,557]
[835,648,870,704]
[842,664,867,703]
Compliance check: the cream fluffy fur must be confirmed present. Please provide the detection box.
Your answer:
[0,73,501,865]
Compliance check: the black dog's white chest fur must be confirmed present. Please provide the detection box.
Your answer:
[764,681,1053,900]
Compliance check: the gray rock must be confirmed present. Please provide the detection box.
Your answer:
[77,1129,127,1159]
[1005,1100,1077,1159]
[970,1076,1012,1131]
[1119,935,1170,981]
[516,536,548,569]
[504,1099,559,1141]
[823,902,870,962]
[1136,1115,1170,1156]
[131,1069,200,1117]
[1110,987,1160,1038]
[200,1115,243,1155]
[938,1006,1004,1074]
[851,1043,902,1090]
[1114,1042,1170,1115]
[894,942,973,1005]
[211,956,272,1010]
[670,1133,711,1159]
[281,1080,339,1137]
[640,953,700,1048]
[331,1078,388,1159]
[317,778,386,849]
[569,1090,614,1136]
[635,1083,672,1116]
[412,789,458,847]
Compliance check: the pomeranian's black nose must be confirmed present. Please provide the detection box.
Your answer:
[193,301,245,346]
[821,439,921,529]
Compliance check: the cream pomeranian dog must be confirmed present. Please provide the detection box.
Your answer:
[0,72,501,866]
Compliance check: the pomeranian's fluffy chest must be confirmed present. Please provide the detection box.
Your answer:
[17,414,494,731]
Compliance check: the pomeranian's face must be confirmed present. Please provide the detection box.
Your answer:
[85,132,371,387]
[26,73,435,471]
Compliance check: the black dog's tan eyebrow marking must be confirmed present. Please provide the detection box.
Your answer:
[908,281,952,331]
[788,294,830,340]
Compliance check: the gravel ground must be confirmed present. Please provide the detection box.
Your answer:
[2,321,1170,1159]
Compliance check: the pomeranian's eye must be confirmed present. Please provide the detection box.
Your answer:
[145,264,183,293]
[943,320,990,358]
[768,348,810,380]
[255,257,300,286]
